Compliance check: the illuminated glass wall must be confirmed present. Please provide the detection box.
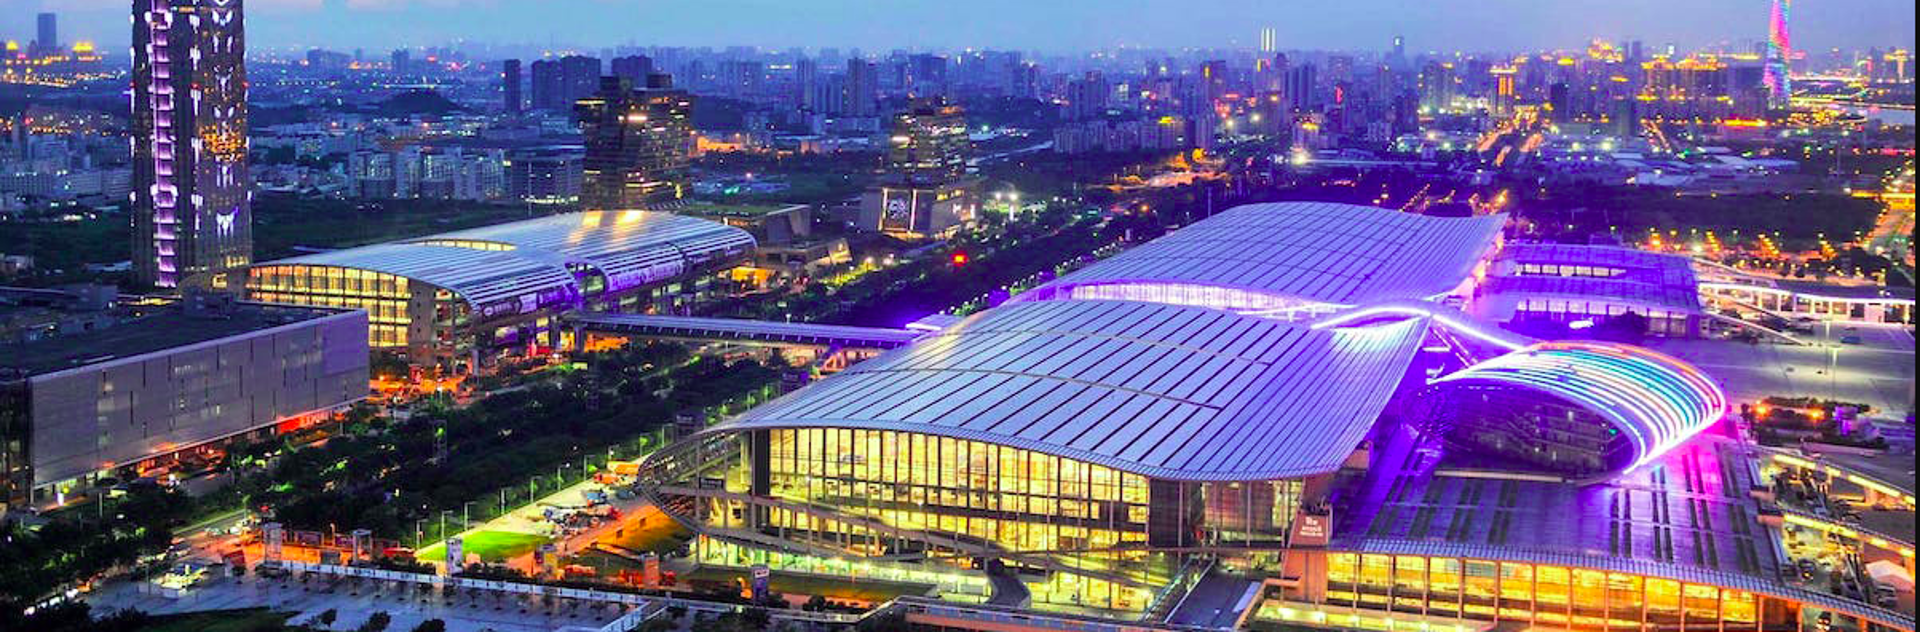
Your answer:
[1305,551,1795,631]
[245,264,458,354]
[646,427,1305,613]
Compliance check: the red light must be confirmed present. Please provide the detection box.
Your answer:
[951,252,968,266]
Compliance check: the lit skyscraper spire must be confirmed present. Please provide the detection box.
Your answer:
[1764,0,1793,106]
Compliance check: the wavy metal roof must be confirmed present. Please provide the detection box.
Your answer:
[710,299,1428,481]
[1428,341,1727,470]
[1025,202,1504,307]
[267,211,754,310]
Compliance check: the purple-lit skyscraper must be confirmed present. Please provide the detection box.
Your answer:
[132,0,252,289]
[1764,0,1792,107]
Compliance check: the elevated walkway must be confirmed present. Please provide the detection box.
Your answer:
[568,313,923,350]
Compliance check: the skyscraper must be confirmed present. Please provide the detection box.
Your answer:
[1765,0,1793,106]
[502,59,523,114]
[576,75,694,210]
[34,13,57,57]
[1259,26,1276,54]
[132,0,252,289]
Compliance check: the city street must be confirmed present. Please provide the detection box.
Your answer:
[87,572,623,632]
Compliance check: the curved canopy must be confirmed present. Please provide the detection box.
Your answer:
[1430,341,1727,470]
[266,211,754,311]
[1022,202,1504,309]
[709,299,1428,481]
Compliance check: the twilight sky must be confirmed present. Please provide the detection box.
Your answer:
[8,0,1916,56]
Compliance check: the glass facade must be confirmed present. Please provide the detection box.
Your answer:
[1316,551,1775,630]
[1509,297,1692,336]
[1409,384,1631,477]
[645,427,1304,613]
[246,264,442,351]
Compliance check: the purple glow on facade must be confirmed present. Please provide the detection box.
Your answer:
[133,0,252,289]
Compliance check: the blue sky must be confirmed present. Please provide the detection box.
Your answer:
[10,0,1916,55]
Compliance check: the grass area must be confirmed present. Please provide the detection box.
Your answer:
[0,214,129,273]
[597,509,693,554]
[134,608,299,632]
[253,194,543,260]
[418,529,550,564]
[679,201,804,216]
[683,567,937,602]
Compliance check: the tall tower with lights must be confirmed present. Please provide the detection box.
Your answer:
[1764,0,1793,107]
[132,0,252,290]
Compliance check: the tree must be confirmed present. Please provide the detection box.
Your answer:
[358,611,392,632]
[316,609,338,626]
[410,619,447,632]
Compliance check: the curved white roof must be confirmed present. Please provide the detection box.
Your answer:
[1025,202,1503,307]
[711,299,1428,481]
[265,211,754,312]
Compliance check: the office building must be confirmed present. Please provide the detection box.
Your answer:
[577,75,695,210]
[859,98,977,239]
[132,0,253,290]
[529,59,562,111]
[1,291,367,510]
[241,211,752,370]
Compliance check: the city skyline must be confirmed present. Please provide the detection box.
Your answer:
[7,0,1917,56]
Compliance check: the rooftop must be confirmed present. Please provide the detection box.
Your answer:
[714,298,1428,481]
[261,211,755,311]
[1,299,350,377]
[1026,202,1505,308]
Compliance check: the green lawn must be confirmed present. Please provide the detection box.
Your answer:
[418,529,550,564]
[682,567,936,602]
[135,608,299,632]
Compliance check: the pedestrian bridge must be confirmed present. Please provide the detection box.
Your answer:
[565,313,925,351]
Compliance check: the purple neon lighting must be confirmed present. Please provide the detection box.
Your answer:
[1434,341,1728,471]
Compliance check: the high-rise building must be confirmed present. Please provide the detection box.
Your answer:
[560,55,602,105]
[1284,63,1317,112]
[576,75,694,210]
[1259,26,1276,54]
[34,13,57,57]
[391,48,410,75]
[529,59,563,110]
[611,55,654,85]
[845,58,879,117]
[1765,0,1793,106]
[502,59,523,114]
[132,0,253,289]
[1491,65,1518,116]
[795,57,820,111]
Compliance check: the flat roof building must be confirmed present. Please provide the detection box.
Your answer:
[241,211,753,371]
[0,293,367,510]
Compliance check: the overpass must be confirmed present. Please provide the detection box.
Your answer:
[565,312,925,351]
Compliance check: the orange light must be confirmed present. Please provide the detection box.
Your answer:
[951,252,968,266]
